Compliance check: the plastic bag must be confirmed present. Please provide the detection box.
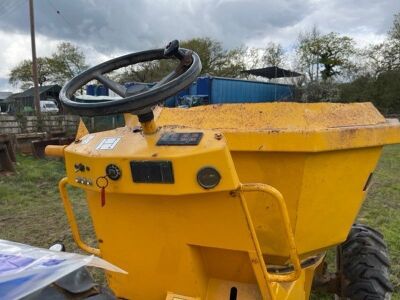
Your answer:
[0,239,126,300]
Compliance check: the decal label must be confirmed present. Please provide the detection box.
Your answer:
[96,137,121,150]
[81,134,95,145]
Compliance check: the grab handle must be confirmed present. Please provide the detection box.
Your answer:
[240,183,301,282]
[59,177,101,256]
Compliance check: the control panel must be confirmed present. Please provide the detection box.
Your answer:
[64,127,240,195]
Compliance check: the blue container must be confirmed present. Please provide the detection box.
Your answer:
[86,84,109,96]
[164,76,294,107]
[201,76,293,104]
[86,85,95,96]
[96,85,109,96]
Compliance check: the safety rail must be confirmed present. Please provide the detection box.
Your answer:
[59,177,101,256]
[239,183,301,283]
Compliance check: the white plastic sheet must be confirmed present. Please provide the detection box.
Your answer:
[0,239,127,300]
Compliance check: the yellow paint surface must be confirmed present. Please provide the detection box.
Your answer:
[52,102,400,299]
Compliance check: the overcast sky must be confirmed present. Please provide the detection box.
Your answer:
[0,0,399,91]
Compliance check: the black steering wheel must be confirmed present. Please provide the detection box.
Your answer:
[59,40,201,117]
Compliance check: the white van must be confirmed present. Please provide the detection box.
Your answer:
[40,100,59,113]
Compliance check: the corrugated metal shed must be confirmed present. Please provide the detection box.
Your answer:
[164,76,294,107]
[208,77,293,104]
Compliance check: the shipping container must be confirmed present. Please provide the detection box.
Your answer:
[165,76,294,107]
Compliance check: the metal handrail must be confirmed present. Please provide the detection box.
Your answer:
[239,183,301,283]
[59,177,101,256]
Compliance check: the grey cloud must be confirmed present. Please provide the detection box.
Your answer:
[0,0,314,52]
[0,0,399,56]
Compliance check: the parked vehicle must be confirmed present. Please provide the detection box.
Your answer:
[40,100,59,113]
[42,41,399,300]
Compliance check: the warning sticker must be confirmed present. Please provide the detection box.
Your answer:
[96,137,121,150]
[81,134,95,145]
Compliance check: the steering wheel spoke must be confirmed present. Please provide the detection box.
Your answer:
[93,73,127,97]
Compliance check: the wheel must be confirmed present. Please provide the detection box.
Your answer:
[337,224,393,300]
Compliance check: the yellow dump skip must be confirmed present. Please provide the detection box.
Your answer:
[158,102,400,152]
[158,102,386,130]
[157,102,400,263]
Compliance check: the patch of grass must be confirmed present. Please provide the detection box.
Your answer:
[0,155,96,250]
[359,145,400,294]
[0,145,399,298]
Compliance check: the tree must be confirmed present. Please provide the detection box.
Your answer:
[318,33,355,80]
[117,37,246,83]
[357,14,400,78]
[389,13,400,41]
[181,38,246,77]
[9,42,88,89]
[9,58,52,89]
[386,13,400,70]
[48,42,88,84]
[297,28,356,81]
[262,42,285,67]
[360,43,390,77]
[339,70,400,114]
[297,26,321,81]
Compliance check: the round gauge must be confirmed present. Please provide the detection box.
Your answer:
[106,164,121,180]
[197,167,221,189]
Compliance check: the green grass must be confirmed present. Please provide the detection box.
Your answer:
[0,146,399,298]
[0,155,96,250]
[359,145,400,297]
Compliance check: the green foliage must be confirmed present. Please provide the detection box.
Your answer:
[9,42,88,89]
[298,79,340,102]
[318,33,355,80]
[48,42,89,84]
[9,57,53,89]
[297,28,356,81]
[117,37,246,83]
[181,37,246,77]
[359,14,400,78]
[339,70,400,114]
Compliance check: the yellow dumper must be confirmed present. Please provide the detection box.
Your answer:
[47,41,400,300]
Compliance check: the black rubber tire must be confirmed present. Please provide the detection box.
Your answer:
[338,224,393,300]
